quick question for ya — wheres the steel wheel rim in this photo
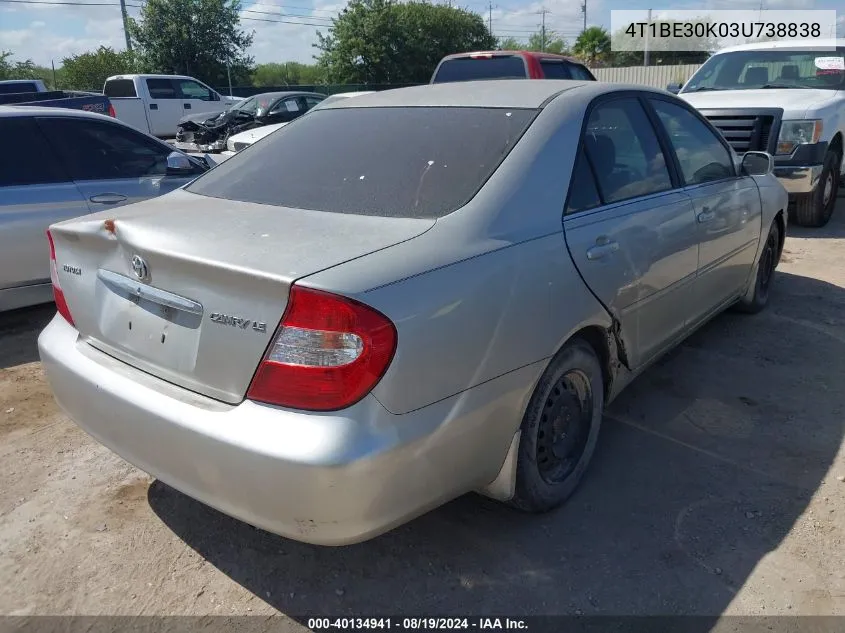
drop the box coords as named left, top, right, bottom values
left=536, top=370, right=593, bottom=485
left=822, top=172, right=834, bottom=207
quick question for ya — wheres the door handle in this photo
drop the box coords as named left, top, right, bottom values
left=586, top=239, right=619, bottom=261
left=149, top=103, right=158, bottom=110
left=184, top=103, right=192, bottom=109
left=697, top=207, right=715, bottom=223
left=89, top=193, right=128, bottom=205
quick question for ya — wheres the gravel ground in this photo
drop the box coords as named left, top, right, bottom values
left=1, top=200, right=844, bottom=626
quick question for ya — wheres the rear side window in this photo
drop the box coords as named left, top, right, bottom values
left=146, top=78, right=178, bottom=99
left=104, top=79, right=137, bottom=98
left=540, top=61, right=574, bottom=79
left=187, top=107, right=537, bottom=219
left=585, top=98, right=672, bottom=204
left=0, top=82, right=37, bottom=94
left=0, top=117, right=68, bottom=186
left=432, top=56, right=528, bottom=83
left=565, top=148, right=602, bottom=214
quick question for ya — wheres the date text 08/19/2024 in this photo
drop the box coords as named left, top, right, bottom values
left=307, top=619, right=529, bottom=630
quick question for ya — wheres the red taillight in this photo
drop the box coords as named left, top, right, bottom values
left=246, top=285, right=397, bottom=411
left=108, top=103, right=116, bottom=118
left=47, top=230, right=75, bottom=326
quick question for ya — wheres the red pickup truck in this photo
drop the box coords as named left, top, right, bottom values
left=430, top=50, right=596, bottom=83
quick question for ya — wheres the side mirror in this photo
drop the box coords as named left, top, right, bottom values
left=741, top=151, right=774, bottom=176
left=666, top=82, right=682, bottom=94
left=211, top=91, right=221, bottom=102
left=166, top=151, right=196, bottom=175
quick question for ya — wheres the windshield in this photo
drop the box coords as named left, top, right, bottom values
left=682, top=48, right=845, bottom=92
left=187, top=106, right=536, bottom=219
left=432, top=56, right=529, bottom=83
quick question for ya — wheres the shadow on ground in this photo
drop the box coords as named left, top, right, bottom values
left=142, top=269, right=841, bottom=617
left=0, top=304, right=56, bottom=368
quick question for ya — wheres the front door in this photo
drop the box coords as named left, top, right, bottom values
left=37, top=117, right=202, bottom=213
left=563, top=96, right=700, bottom=369
left=647, top=97, right=763, bottom=322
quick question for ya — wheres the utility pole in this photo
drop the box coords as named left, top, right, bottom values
left=581, top=0, right=586, bottom=34
left=488, top=1, right=493, bottom=33
left=644, top=8, right=651, bottom=67
left=119, top=0, right=132, bottom=51
left=538, top=7, right=551, bottom=51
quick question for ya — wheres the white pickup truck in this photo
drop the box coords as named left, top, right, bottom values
left=103, top=74, right=241, bottom=139
left=673, top=39, right=844, bottom=227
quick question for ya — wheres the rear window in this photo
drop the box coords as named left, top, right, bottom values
left=432, top=56, right=528, bottom=83
left=104, top=79, right=138, bottom=98
left=187, top=106, right=537, bottom=219
left=0, top=82, right=37, bottom=94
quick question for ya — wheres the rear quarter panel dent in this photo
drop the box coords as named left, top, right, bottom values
left=364, top=233, right=612, bottom=415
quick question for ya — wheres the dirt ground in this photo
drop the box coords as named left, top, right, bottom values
left=1, top=200, right=844, bottom=624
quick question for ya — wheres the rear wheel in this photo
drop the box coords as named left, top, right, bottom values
left=508, top=339, right=604, bottom=513
left=735, top=220, right=780, bottom=314
left=789, top=150, right=840, bottom=228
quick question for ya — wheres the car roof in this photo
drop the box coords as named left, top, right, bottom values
left=0, top=104, right=119, bottom=119
left=315, top=79, right=666, bottom=110
left=441, top=50, right=585, bottom=64
left=715, top=38, right=845, bottom=54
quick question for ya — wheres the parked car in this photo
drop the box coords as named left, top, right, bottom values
left=673, top=39, right=845, bottom=228
left=39, top=80, right=786, bottom=545
left=174, top=91, right=325, bottom=152
left=430, top=51, right=596, bottom=83
left=103, top=74, right=242, bottom=138
left=0, top=79, right=114, bottom=116
left=220, top=91, right=375, bottom=155
left=0, top=105, right=209, bottom=312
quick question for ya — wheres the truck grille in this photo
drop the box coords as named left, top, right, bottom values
left=698, top=109, right=783, bottom=155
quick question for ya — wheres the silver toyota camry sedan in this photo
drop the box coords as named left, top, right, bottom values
left=38, top=80, right=788, bottom=545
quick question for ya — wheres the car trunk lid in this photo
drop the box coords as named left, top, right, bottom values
left=48, top=189, right=434, bottom=404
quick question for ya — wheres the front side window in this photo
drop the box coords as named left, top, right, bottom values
left=37, top=118, right=171, bottom=180
left=584, top=98, right=672, bottom=204
left=682, top=48, right=845, bottom=92
left=178, top=79, right=213, bottom=101
left=651, top=99, right=735, bottom=185
left=187, top=106, right=537, bottom=219
left=0, top=117, right=68, bottom=186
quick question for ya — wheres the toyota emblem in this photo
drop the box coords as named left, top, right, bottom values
left=131, top=255, right=149, bottom=281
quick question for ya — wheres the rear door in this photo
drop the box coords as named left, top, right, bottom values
left=36, top=116, right=203, bottom=211
left=143, top=78, right=183, bottom=137
left=174, top=77, right=223, bottom=118
left=563, top=95, right=700, bottom=369
left=0, top=116, right=88, bottom=291
left=647, top=97, right=763, bottom=322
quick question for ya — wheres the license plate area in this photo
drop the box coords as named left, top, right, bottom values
left=94, top=270, right=203, bottom=373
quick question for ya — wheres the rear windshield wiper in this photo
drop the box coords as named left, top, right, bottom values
left=681, top=86, right=726, bottom=93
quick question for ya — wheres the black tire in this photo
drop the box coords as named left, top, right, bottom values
left=508, top=338, right=604, bottom=513
left=735, top=220, right=780, bottom=314
left=789, top=150, right=840, bottom=228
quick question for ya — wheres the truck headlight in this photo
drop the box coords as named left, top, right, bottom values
left=776, top=120, right=823, bottom=155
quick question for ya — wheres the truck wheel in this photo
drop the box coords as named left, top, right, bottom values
left=789, top=150, right=840, bottom=228
left=508, top=338, right=604, bottom=513
left=735, top=220, right=780, bottom=314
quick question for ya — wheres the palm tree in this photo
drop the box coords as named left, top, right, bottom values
left=573, top=26, right=611, bottom=66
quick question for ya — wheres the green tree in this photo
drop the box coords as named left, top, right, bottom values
left=0, top=51, right=37, bottom=80
left=61, top=46, right=137, bottom=91
left=316, top=0, right=497, bottom=84
left=128, top=0, right=254, bottom=87
left=572, top=26, right=611, bottom=66
left=497, top=36, right=522, bottom=50
left=527, top=30, right=568, bottom=54
left=253, top=61, right=325, bottom=86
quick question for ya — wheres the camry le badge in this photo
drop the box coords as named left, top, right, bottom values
left=210, top=312, right=267, bottom=333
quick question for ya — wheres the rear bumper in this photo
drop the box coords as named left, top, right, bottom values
left=774, top=164, right=823, bottom=195
left=38, top=315, right=533, bottom=545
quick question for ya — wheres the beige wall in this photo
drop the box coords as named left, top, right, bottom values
left=587, top=64, right=703, bottom=89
